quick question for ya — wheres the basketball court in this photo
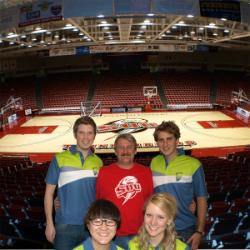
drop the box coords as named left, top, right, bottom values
left=0, top=110, right=250, bottom=161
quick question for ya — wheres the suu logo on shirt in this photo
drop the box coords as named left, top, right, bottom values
left=115, top=176, right=142, bottom=205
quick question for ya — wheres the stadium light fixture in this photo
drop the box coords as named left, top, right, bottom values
left=6, top=33, right=18, bottom=38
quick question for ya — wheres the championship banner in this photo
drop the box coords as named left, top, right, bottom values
left=199, top=0, right=241, bottom=22
left=19, top=0, right=63, bottom=27
left=49, top=48, right=76, bottom=57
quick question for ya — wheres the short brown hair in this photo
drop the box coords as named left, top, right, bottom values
left=84, top=199, right=121, bottom=228
left=114, top=133, right=137, bottom=150
left=73, top=116, right=97, bottom=136
left=153, top=121, right=180, bottom=141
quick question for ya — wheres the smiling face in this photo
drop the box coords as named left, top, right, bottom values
left=144, top=202, right=170, bottom=246
left=156, top=131, right=179, bottom=161
left=114, top=137, right=136, bottom=169
left=88, top=218, right=117, bottom=248
left=75, top=124, right=95, bottom=153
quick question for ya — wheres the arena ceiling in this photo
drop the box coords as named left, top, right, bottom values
left=0, top=0, right=250, bottom=56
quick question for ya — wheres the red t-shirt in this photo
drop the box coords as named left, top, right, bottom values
left=96, top=163, right=153, bottom=236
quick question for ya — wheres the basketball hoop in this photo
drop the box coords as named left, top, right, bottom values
left=143, top=86, right=157, bottom=111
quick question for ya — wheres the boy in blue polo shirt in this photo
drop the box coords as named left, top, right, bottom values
left=44, top=116, right=103, bottom=250
left=151, top=121, right=207, bottom=250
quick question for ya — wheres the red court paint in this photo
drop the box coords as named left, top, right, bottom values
left=198, top=120, right=246, bottom=129
left=10, top=126, right=57, bottom=134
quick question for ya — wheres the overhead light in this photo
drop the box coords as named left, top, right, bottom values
left=73, top=28, right=79, bottom=32
left=166, top=30, right=171, bottom=34
left=97, top=14, right=104, bottom=18
left=54, top=33, right=59, bottom=39
left=0, top=39, right=2, bottom=43
left=224, top=29, right=229, bottom=33
left=21, top=34, right=26, bottom=38
left=187, top=14, right=194, bottom=18
left=20, top=43, right=25, bottom=46
left=31, top=37, right=37, bottom=41
left=79, top=32, right=84, bottom=36
left=32, top=29, right=47, bottom=34
left=131, top=40, right=145, bottom=43
left=101, top=20, right=107, bottom=24
left=103, top=26, right=109, bottom=30
left=40, top=40, right=45, bottom=44
left=143, top=19, right=151, bottom=24
left=9, top=41, right=15, bottom=45
left=199, top=27, right=204, bottom=31
left=87, top=38, right=91, bottom=41
left=6, top=33, right=18, bottom=38
left=46, top=31, right=51, bottom=34
left=178, top=21, right=185, bottom=24
left=63, top=24, right=75, bottom=30
left=147, top=13, right=154, bottom=16
left=221, top=18, right=227, bottom=21
left=190, top=30, right=195, bottom=35
left=28, top=44, right=32, bottom=48
left=141, top=25, right=147, bottom=29
left=171, top=26, right=177, bottom=29
left=213, top=32, right=218, bottom=36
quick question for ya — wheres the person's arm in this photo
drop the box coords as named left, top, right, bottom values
left=44, top=183, right=57, bottom=243
left=186, top=196, right=207, bottom=250
left=196, top=197, right=207, bottom=233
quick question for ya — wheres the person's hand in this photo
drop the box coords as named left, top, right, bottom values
left=54, top=196, right=60, bottom=210
left=45, top=222, right=56, bottom=243
left=186, top=232, right=202, bottom=250
left=189, top=200, right=196, bottom=214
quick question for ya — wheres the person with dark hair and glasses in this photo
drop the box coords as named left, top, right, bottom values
left=73, top=199, right=124, bottom=250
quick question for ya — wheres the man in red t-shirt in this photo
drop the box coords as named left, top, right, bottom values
left=96, top=133, right=153, bottom=250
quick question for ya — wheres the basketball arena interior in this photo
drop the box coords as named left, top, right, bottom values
left=0, top=0, right=250, bottom=249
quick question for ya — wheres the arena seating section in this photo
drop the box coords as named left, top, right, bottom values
left=0, top=71, right=249, bottom=113
left=0, top=77, right=37, bottom=110
left=41, top=73, right=90, bottom=110
left=159, top=72, right=211, bottom=105
left=92, top=71, right=162, bottom=108
left=0, top=151, right=249, bottom=248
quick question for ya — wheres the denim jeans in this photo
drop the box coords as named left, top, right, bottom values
left=114, top=235, right=135, bottom=250
left=54, top=224, right=89, bottom=250
left=176, top=225, right=196, bottom=243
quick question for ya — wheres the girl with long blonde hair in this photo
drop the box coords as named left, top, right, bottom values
left=129, top=193, right=189, bottom=250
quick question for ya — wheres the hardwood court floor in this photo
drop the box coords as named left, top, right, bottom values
left=0, top=111, right=249, bottom=158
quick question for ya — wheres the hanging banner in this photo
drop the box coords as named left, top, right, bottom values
left=19, top=0, right=63, bottom=27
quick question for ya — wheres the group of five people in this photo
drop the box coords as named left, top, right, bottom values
left=44, top=116, right=207, bottom=250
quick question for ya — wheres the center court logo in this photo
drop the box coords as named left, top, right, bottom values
left=98, top=118, right=157, bottom=140
left=115, top=176, right=142, bottom=205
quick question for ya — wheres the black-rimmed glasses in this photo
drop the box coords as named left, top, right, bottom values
left=91, top=218, right=116, bottom=227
